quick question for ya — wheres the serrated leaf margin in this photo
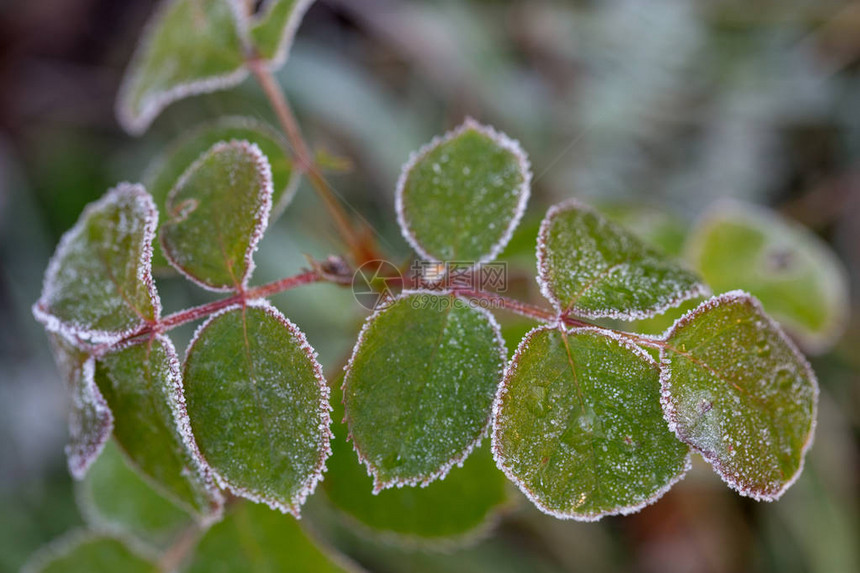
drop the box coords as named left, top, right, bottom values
left=104, top=334, right=225, bottom=524
left=66, top=357, right=114, bottom=480
left=536, top=198, right=709, bottom=320
left=395, top=118, right=532, bottom=266
left=342, top=289, right=508, bottom=493
left=33, top=183, right=161, bottom=345
left=658, top=290, right=819, bottom=501
left=491, top=323, right=692, bottom=521
left=184, top=299, right=332, bottom=517
left=142, top=115, right=300, bottom=220
left=160, top=140, right=273, bottom=292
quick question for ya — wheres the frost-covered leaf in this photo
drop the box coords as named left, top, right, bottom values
left=33, top=184, right=160, bottom=344
left=144, top=117, right=298, bottom=272
left=159, top=140, right=272, bottom=291
left=77, top=440, right=191, bottom=548
left=343, top=292, right=506, bottom=491
left=660, top=291, right=818, bottom=501
left=492, top=325, right=690, bottom=521
left=249, top=0, right=315, bottom=68
left=47, top=333, right=113, bottom=480
left=95, top=335, right=222, bottom=522
left=23, top=533, right=157, bottom=573
left=396, top=119, right=531, bottom=264
left=188, top=501, right=358, bottom=573
left=183, top=301, right=331, bottom=515
left=599, top=202, right=688, bottom=258
left=685, top=202, right=849, bottom=353
left=116, top=0, right=249, bottom=135
left=324, top=385, right=509, bottom=543
left=537, top=199, right=706, bottom=320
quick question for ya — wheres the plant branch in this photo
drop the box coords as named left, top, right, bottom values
left=246, top=57, right=373, bottom=264
left=91, top=267, right=352, bottom=355
left=158, top=522, right=201, bottom=572
left=453, top=288, right=666, bottom=349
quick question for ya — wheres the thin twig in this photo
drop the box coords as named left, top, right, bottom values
left=246, top=57, right=373, bottom=263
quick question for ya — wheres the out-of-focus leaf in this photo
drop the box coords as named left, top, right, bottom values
left=33, top=184, right=160, bottom=344
left=396, top=119, right=531, bottom=264
left=343, top=292, right=506, bottom=491
left=187, top=501, right=358, bottom=573
left=95, top=335, right=222, bottom=521
left=537, top=199, right=706, bottom=320
left=145, top=117, right=297, bottom=270
left=598, top=202, right=688, bottom=258
left=159, top=140, right=272, bottom=291
left=183, top=302, right=331, bottom=516
left=23, top=533, right=157, bottom=573
left=47, top=334, right=112, bottom=480
left=660, top=291, right=818, bottom=500
left=116, top=0, right=249, bottom=135
left=492, top=325, right=689, bottom=520
left=250, top=0, right=315, bottom=68
left=324, top=385, right=509, bottom=543
left=76, top=441, right=191, bottom=548
left=685, top=202, right=849, bottom=353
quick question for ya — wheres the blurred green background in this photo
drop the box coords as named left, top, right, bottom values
left=1, top=0, right=858, bottom=571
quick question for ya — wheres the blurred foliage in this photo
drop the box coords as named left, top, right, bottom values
left=1, top=0, right=859, bottom=572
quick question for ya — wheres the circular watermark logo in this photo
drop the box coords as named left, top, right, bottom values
left=352, top=260, right=403, bottom=310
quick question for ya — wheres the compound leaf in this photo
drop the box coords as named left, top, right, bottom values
left=117, top=0, right=249, bottom=135
left=660, top=291, right=818, bottom=500
left=396, top=119, right=531, bottom=264
left=160, top=140, right=273, bottom=291
left=95, top=334, right=222, bottom=522
left=537, top=200, right=706, bottom=320
left=342, top=292, right=506, bottom=491
left=24, top=533, right=157, bottom=573
left=47, top=333, right=113, bottom=480
left=685, top=202, right=849, bottom=353
left=324, top=385, right=509, bottom=543
left=183, top=302, right=331, bottom=516
left=76, top=440, right=191, bottom=548
left=187, top=501, right=358, bottom=573
left=492, top=325, right=690, bottom=520
left=145, top=117, right=298, bottom=270
left=33, top=184, right=160, bottom=344
left=249, top=0, right=315, bottom=68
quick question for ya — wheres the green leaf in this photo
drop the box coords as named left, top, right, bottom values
left=343, top=292, right=506, bottom=491
left=685, top=202, right=849, bottom=353
left=76, top=441, right=191, bottom=548
left=183, top=302, right=331, bottom=515
left=116, top=0, right=250, bottom=134
left=23, top=533, right=157, bottom=573
left=249, top=0, right=315, bottom=67
left=144, top=117, right=298, bottom=270
left=660, top=291, right=818, bottom=500
left=187, top=501, right=358, bottom=573
left=492, top=325, right=690, bottom=520
left=159, top=140, right=273, bottom=291
left=537, top=199, right=707, bottom=320
left=598, top=202, right=688, bottom=258
left=324, top=385, right=509, bottom=543
left=95, top=335, right=222, bottom=521
left=46, top=333, right=113, bottom=479
left=396, top=119, right=531, bottom=264
left=33, top=184, right=160, bottom=344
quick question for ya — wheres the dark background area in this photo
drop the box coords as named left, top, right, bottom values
left=1, top=1, right=858, bottom=572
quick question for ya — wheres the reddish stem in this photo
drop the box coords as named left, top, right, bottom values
left=452, top=288, right=665, bottom=349
left=246, top=57, right=375, bottom=264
